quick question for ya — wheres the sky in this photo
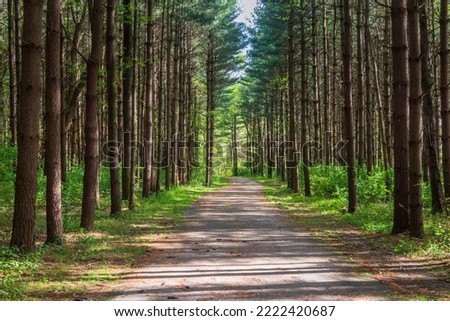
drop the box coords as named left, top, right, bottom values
left=235, top=0, right=258, bottom=27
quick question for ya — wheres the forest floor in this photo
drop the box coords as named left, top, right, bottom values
left=105, top=177, right=441, bottom=301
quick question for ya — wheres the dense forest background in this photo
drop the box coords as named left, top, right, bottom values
left=0, top=0, right=448, bottom=300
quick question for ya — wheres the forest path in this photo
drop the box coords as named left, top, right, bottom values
left=111, top=178, right=395, bottom=301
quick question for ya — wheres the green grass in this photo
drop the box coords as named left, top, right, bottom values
left=244, top=167, right=450, bottom=259
left=0, top=145, right=228, bottom=300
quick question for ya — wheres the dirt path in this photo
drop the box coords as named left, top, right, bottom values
left=111, top=178, right=395, bottom=301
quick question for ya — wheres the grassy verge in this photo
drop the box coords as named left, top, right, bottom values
left=243, top=170, right=449, bottom=259
left=0, top=158, right=228, bottom=300
left=244, top=173, right=449, bottom=300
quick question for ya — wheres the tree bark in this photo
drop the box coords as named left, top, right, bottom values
left=10, top=0, right=43, bottom=253
left=45, top=0, right=63, bottom=244
left=356, top=0, right=364, bottom=168
left=364, top=0, right=373, bottom=174
left=106, top=0, right=121, bottom=215
left=408, top=0, right=424, bottom=238
left=343, top=0, right=357, bottom=213
left=440, top=0, right=450, bottom=199
left=122, top=0, right=133, bottom=201
left=300, top=0, right=311, bottom=196
left=288, top=0, right=299, bottom=193
left=323, top=0, right=331, bottom=166
left=81, top=0, right=103, bottom=230
left=143, top=0, right=155, bottom=198
left=391, top=0, right=410, bottom=233
left=420, top=0, right=444, bottom=214
left=7, top=0, right=16, bottom=146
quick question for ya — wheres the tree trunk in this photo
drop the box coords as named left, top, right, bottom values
left=364, top=0, right=373, bottom=174
left=7, top=0, right=16, bottom=146
left=165, top=0, right=174, bottom=190
left=356, top=0, right=364, bottom=168
left=408, top=0, right=424, bottom=238
left=420, top=0, right=444, bottom=214
left=10, top=0, right=43, bottom=253
left=143, top=0, right=154, bottom=198
left=122, top=0, right=133, bottom=201
left=205, top=34, right=214, bottom=187
left=288, top=0, right=299, bottom=193
left=343, top=0, right=357, bottom=213
left=14, top=0, right=21, bottom=143
left=323, top=0, right=331, bottom=166
left=300, top=0, right=311, bottom=196
left=81, top=0, right=103, bottom=230
left=171, top=18, right=179, bottom=187
left=45, top=0, right=63, bottom=244
left=440, top=0, right=450, bottom=199
left=391, top=0, right=410, bottom=233
left=106, top=0, right=121, bottom=215
left=129, top=3, right=138, bottom=210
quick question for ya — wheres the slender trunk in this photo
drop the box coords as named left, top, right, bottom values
left=301, top=0, right=310, bottom=196
left=356, top=0, right=364, bottom=168
left=323, top=0, right=331, bottom=166
left=122, top=0, right=133, bottom=201
left=171, top=19, right=179, bottom=186
left=165, top=0, right=174, bottom=190
left=129, top=3, right=138, bottom=209
left=14, top=0, right=21, bottom=140
left=420, top=0, right=444, bottom=213
left=312, top=0, right=320, bottom=164
left=106, top=0, right=121, bottom=214
left=10, top=0, right=43, bottom=253
left=143, top=0, right=154, bottom=198
left=343, top=0, right=357, bottom=213
left=205, top=35, right=214, bottom=187
left=440, top=0, right=450, bottom=199
left=288, top=1, right=299, bottom=193
left=364, top=0, right=373, bottom=174
left=279, top=88, right=285, bottom=181
left=81, top=0, right=103, bottom=229
left=408, top=0, right=424, bottom=238
left=45, top=0, right=63, bottom=244
left=7, top=0, right=16, bottom=146
left=232, top=114, right=238, bottom=176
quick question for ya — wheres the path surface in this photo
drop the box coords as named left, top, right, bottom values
left=112, top=178, right=395, bottom=301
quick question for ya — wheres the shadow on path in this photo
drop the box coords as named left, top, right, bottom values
left=111, top=178, right=395, bottom=301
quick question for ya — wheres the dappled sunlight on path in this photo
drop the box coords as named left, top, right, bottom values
left=111, top=178, right=394, bottom=301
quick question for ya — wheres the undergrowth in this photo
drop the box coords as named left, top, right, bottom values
left=243, top=165, right=450, bottom=259
left=0, top=144, right=228, bottom=300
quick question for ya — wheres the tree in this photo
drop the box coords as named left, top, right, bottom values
left=391, top=0, right=410, bottom=234
left=342, top=0, right=357, bottom=213
left=300, top=0, right=311, bottom=196
left=10, top=0, right=44, bottom=252
left=45, top=0, right=63, bottom=244
left=106, top=0, right=121, bottom=215
left=419, top=0, right=444, bottom=214
left=81, top=0, right=104, bottom=230
left=143, top=0, right=155, bottom=198
left=122, top=0, right=133, bottom=202
left=408, top=0, right=424, bottom=238
left=440, top=0, right=450, bottom=199
left=287, top=0, right=299, bottom=193
left=7, top=0, right=16, bottom=146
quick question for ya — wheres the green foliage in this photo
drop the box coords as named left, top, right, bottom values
left=0, top=148, right=229, bottom=300
left=0, top=145, right=17, bottom=211
left=0, top=245, right=46, bottom=299
left=246, top=167, right=450, bottom=259
left=306, top=166, right=392, bottom=203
